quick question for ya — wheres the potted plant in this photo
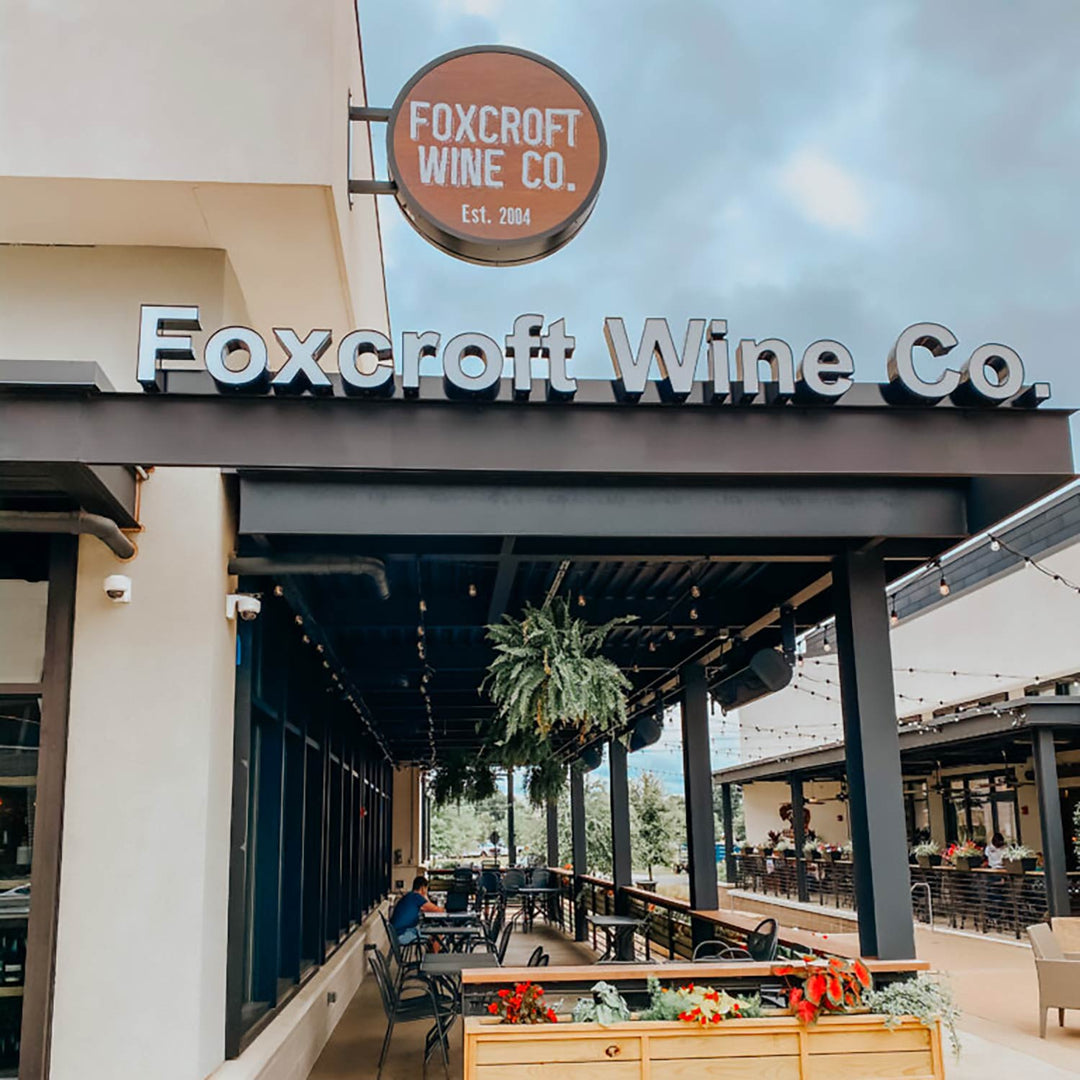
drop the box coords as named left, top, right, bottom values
left=950, top=840, right=985, bottom=871
left=762, top=830, right=780, bottom=856
left=774, top=837, right=795, bottom=858
left=912, top=839, right=942, bottom=869
left=1002, top=843, right=1036, bottom=874
left=740, top=842, right=755, bottom=855
left=486, top=980, right=559, bottom=1025
left=803, top=840, right=824, bottom=861
left=484, top=599, right=635, bottom=757
left=865, top=973, right=962, bottom=1059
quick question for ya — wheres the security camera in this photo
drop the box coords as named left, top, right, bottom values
left=103, top=575, right=132, bottom=603
left=226, top=594, right=262, bottom=621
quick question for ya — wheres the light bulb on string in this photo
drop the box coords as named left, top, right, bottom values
left=689, top=607, right=698, bottom=620
left=690, top=584, right=701, bottom=599
left=577, top=593, right=586, bottom=607
left=938, top=573, right=950, bottom=597
left=822, top=630, right=831, bottom=653
left=990, top=537, right=1001, bottom=553
left=468, top=582, right=477, bottom=597
left=890, top=605, right=899, bottom=627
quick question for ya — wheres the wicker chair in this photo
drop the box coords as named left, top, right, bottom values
left=1027, top=923, right=1080, bottom=1037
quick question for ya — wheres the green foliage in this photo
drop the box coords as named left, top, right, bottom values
left=483, top=599, right=635, bottom=751
left=430, top=752, right=498, bottom=807
left=571, top=982, right=633, bottom=1025
left=864, top=974, right=962, bottom=1059
left=639, top=975, right=762, bottom=1022
left=525, top=754, right=567, bottom=807
left=630, top=771, right=678, bottom=877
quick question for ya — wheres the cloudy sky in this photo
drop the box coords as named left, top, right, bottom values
left=359, top=0, right=1080, bottom=440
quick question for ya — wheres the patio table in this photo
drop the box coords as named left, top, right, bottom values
left=419, top=923, right=484, bottom=953
left=587, top=913, right=644, bottom=962
left=516, top=886, right=562, bottom=932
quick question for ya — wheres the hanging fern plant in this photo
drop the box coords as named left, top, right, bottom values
left=483, top=598, right=636, bottom=753
left=525, top=753, right=568, bottom=808
left=430, top=752, right=498, bottom=807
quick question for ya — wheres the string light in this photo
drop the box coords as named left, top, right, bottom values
left=689, top=606, right=698, bottom=620
left=468, top=582, right=477, bottom=597
left=577, top=593, right=586, bottom=607
left=822, top=629, right=831, bottom=653
left=690, top=584, right=701, bottom=599
left=937, top=563, right=950, bottom=597
left=986, top=533, right=1080, bottom=594
left=666, top=628, right=676, bottom=641
left=416, top=573, right=437, bottom=767
left=890, top=605, right=899, bottom=627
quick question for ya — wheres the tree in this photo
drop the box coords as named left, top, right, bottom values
left=630, top=771, right=677, bottom=878
left=556, top=775, right=612, bottom=874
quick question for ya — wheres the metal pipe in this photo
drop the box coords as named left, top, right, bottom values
left=227, top=554, right=390, bottom=599
left=0, top=510, right=135, bottom=559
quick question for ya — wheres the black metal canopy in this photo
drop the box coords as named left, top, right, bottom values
left=0, top=378, right=1074, bottom=763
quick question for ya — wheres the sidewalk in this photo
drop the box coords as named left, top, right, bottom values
left=913, top=927, right=1080, bottom=1077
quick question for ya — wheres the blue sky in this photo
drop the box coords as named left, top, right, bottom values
left=359, top=0, right=1080, bottom=450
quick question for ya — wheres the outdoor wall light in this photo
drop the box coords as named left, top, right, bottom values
left=103, top=574, right=132, bottom=604
left=225, top=593, right=262, bottom=621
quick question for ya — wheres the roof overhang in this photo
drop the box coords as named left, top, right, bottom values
left=713, top=697, right=1080, bottom=785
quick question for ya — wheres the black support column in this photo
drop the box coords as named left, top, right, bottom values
left=833, top=549, right=915, bottom=959
left=570, top=764, right=588, bottom=941
left=721, top=783, right=736, bottom=884
left=790, top=774, right=809, bottom=903
left=546, top=797, right=560, bottom=868
left=679, top=662, right=718, bottom=948
left=1032, top=726, right=1070, bottom=917
left=506, top=767, right=516, bottom=867
left=609, top=741, right=633, bottom=951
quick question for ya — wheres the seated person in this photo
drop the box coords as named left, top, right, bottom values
left=389, top=875, right=444, bottom=947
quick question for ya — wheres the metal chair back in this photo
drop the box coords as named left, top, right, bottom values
left=531, top=868, right=552, bottom=888
left=746, top=918, right=779, bottom=962
left=495, top=921, right=514, bottom=963
left=692, top=940, right=753, bottom=962
left=502, top=869, right=526, bottom=893
left=445, top=887, right=471, bottom=913
left=526, top=945, right=545, bottom=967
left=478, top=870, right=502, bottom=895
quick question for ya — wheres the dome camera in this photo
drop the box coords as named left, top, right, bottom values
left=103, top=574, right=132, bottom=604
left=226, top=593, right=262, bottom=621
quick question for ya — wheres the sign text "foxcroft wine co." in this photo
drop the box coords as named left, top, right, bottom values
left=137, top=306, right=1052, bottom=408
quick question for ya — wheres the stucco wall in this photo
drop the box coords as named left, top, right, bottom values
left=52, top=469, right=237, bottom=1079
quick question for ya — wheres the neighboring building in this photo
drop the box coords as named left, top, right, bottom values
left=718, top=484, right=1080, bottom=933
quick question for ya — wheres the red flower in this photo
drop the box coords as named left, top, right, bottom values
left=546, top=1008, right=558, bottom=1023
left=488, top=1003, right=499, bottom=1015
left=497, top=989, right=510, bottom=998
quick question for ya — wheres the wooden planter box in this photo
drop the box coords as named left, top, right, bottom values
left=464, top=1013, right=944, bottom=1080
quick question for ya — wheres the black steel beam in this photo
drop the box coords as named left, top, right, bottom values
left=570, top=766, right=587, bottom=941
left=679, top=662, right=718, bottom=947
left=609, top=741, right=633, bottom=939
left=833, top=550, right=915, bottom=960
left=240, top=478, right=969, bottom=541
left=546, top=797, right=559, bottom=867
left=790, top=775, right=809, bottom=903
left=3, top=391, right=1071, bottom=485
left=506, top=767, right=516, bottom=867
left=1031, top=727, right=1070, bottom=916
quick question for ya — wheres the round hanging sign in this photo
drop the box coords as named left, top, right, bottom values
left=386, top=46, right=606, bottom=266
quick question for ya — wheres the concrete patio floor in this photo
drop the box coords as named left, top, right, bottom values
left=308, top=918, right=1078, bottom=1080
left=308, top=923, right=594, bottom=1080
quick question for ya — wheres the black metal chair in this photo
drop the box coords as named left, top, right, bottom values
left=367, top=945, right=455, bottom=1079
left=526, top=945, right=546, bottom=967
left=445, top=885, right=471, bottom=913
left=494, top=921, right=514, bottom=963
left=381, top=910, right=422, bottom=984
left=746, top=918, right=779, bottom=962
left=530, top=868, right=552, bottom=888
left=692, top=940, right=753, bottom=962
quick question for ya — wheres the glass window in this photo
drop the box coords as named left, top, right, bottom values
left=0, top=582, right=47, bottom=684
left=0, top=696, right=38, bottom=1076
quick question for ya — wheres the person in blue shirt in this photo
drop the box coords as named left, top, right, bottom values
left=389, top=875, right=444, bottom=947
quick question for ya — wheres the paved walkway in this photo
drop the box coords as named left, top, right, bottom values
left=913, top=927, right=1080, bottom=1078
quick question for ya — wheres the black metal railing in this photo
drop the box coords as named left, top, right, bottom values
left=732, top=852, right=1080, bottom=939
